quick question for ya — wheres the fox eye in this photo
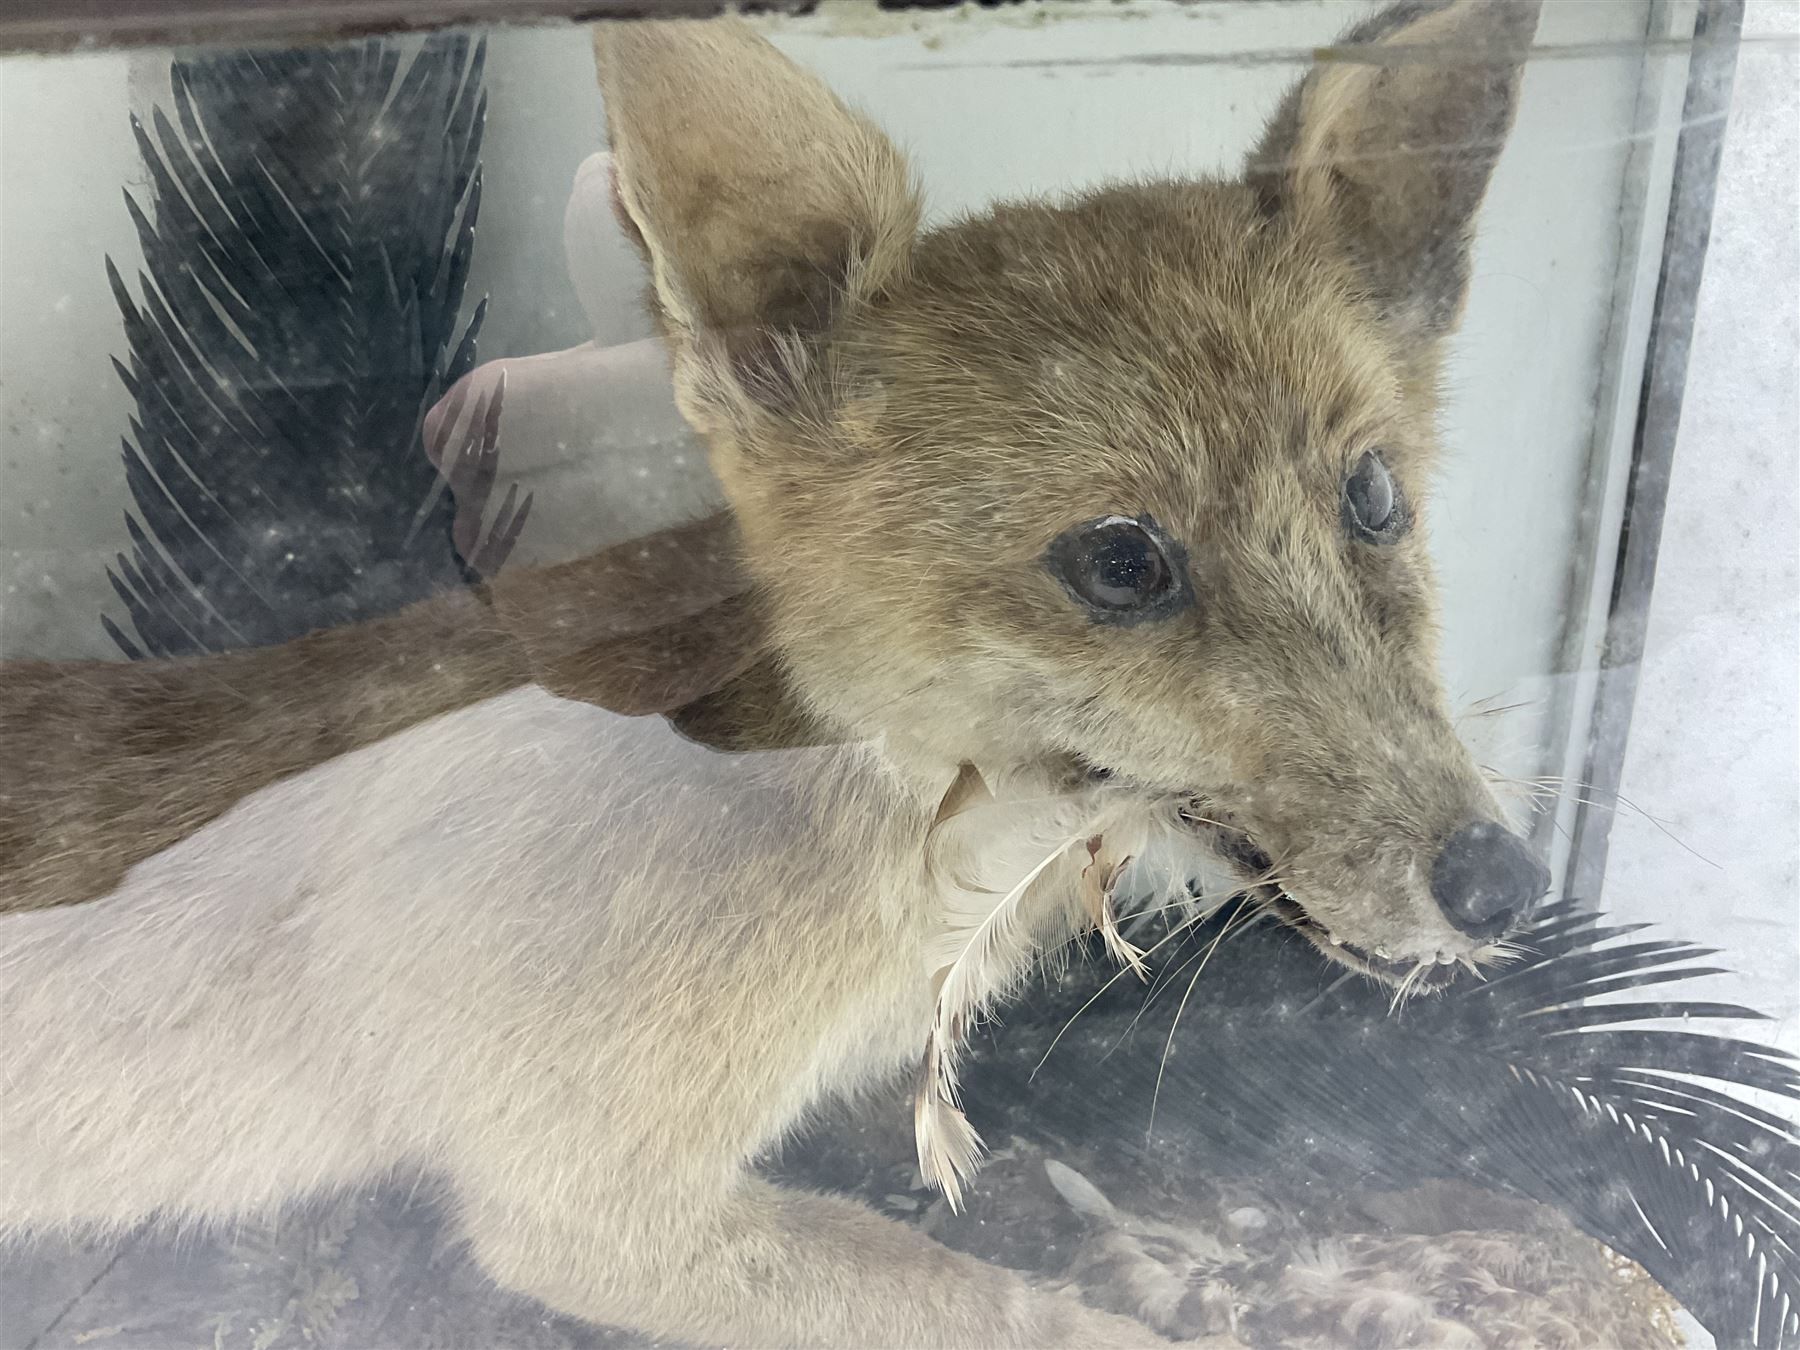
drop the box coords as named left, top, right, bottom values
left=1046, top=515, right=1191, bottom=624
left=1344, top=452, right=1406, bottom=541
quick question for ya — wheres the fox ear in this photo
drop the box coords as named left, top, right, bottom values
left=1251, top=0, right=1541, bottom=339
left=488, top=511, right=833, bottom=753
left=593, top=18, right=918, bottom=421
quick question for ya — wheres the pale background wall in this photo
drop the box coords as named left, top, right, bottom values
left=0, top=1, right=1792, bottom=1037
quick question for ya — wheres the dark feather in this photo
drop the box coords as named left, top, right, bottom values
left=968, top=898, right=1800, bottom=1348
left=103, top=34, right=498, bottom=656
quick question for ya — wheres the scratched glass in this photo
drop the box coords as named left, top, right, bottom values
left=1, top=4, right=1794, bottom=1348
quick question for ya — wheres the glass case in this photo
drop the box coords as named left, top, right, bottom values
left=2, top=2, right=1794, bottom=1347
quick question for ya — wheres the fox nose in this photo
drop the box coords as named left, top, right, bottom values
left=1430, top=822, right=1548, bottom=937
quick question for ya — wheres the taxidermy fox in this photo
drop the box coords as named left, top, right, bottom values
left=0, top=1, right=1551, bottom=1345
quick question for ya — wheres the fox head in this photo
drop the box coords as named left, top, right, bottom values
left=593, top=0, right=1549, bottom=986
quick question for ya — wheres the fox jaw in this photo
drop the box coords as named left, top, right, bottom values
left=597, top=0, right=1549, bottom=991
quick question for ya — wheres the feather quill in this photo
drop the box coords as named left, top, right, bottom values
left=1080, top=834, right=1148, bottom=980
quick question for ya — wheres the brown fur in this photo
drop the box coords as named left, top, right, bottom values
left=0, top=513, right=797, bottom=914
left=2, top=5, right=1544, bottom=1346
left=1, top=588, right=525, bottom=916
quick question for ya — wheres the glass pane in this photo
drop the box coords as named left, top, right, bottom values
left=2, top=4, right=1794, bottom=1349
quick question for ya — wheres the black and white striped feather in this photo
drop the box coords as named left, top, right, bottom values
left=971, top=897, right=1800, bottom=1348
left=103, top=34, right=495, bottom=657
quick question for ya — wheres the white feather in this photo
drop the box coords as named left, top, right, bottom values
left=912, top=766, right=1151, bottom=1209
